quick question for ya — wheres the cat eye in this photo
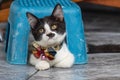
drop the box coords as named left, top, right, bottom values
left=39, top=29, right=44, bottom=33
left=51, top=25, right=57, bottom=30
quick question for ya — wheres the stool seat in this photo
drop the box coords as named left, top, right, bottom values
left=6, top=0, right=87, bottom=64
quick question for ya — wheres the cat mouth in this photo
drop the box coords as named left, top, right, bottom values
left=48, top=37, right=55, bottom=40
left=47, top=37, right=56, bottom=42
left=47, top=38, right=52, bottom=42
left=48, top=38, right=54, bottom=41
left=48, top=37, right=52, bottom=40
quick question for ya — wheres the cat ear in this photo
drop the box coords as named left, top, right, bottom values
left=26, top=12, right=38, bottom=29
left=52, top=4, right=64, bottom=21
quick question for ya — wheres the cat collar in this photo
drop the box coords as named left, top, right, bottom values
left=32, top=42, right=62, bottom=60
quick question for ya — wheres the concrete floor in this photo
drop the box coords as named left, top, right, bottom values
left=1, top=2, right=120, bottom=80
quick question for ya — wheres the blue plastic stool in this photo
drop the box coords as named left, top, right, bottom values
left=6, top=0, right=87, bottom=64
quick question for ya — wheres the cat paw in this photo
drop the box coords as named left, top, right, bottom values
left=35, top=61, right=50, bottom=70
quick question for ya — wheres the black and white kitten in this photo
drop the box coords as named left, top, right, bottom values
left=26, top=4, right=74, bottom=70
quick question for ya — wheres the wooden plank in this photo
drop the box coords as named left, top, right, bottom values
left=0, top=8, right=9, bottom=22
left=85, top=0, right=120, bottom=8
left=72, top=0, right=83, bottom=2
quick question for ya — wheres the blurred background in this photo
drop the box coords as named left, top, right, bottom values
left=79, top=2, right=120, bottom=53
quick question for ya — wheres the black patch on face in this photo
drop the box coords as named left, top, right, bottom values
left=31, top=19, right=45, bottom=41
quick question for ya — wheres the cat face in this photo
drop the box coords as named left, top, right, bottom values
left=26, top=4, right=66, bottom=47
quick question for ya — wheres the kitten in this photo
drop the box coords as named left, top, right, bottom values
left=26, top=4, right=74, bottom=70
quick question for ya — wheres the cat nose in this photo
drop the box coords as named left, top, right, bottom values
left=46, top=33, right=55, bottom=38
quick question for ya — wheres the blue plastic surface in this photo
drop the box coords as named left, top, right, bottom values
left=6, top=0, right=87, bottom=64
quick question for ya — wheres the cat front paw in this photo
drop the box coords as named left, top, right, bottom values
left=35, top=61, right=50, bottom=70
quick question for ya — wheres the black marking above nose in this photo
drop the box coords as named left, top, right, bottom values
left=46, top=33, right=55, bottom=38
